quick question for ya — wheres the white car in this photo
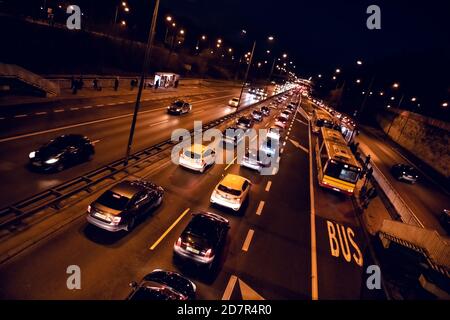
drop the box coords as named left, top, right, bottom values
left=241, top=149, right=271, bottom=173
left=228, top=97, right=240, bottom=107
left=179, top=144, right=215, bottom=173
left=210, top=174, right=251, bottom=211
left=267, top=126, right=282, bottom=140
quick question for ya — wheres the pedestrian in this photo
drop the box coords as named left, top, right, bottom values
left=72, top=79, right=78, bottom=94
left=174, top=79, right=179, bottom=88
left=114, top=77, right=119, bottom=91
left=70, top=75, right=75, bottom=89
left=93, top=78, right=98, bottom=91
left=130, top=79, right=135, bottom=90
left=154, top=79, right=159, bottom=90
left=79, top=76, right=84, bottom=90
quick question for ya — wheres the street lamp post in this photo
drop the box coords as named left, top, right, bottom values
left=236, top=40, right=256, bottom=111
left=124, top=0, right=160, bottom=165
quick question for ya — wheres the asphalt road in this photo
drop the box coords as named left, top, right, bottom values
left=0, top=93, right=381, bottom=300
left=357, top=129, right=449, bottom=235
left=0, top=86, right=251, bottom=207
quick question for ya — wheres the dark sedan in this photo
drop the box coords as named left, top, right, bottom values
left=173, top=212, right=229, bottom=270
left=87, top=179, right=164, bottom=232
left=391, top=164, right=419, bottom=184
left=251, top=110, right=263, bottom=122
left=236, top=116, right=254, bottom=130
left=260, top=106, right=270, bottom=116
left=28, top=134, right=95, bottom=172
left=127, top=269, right=196, bottom=300
left=167, top=100, right=192, bottom=115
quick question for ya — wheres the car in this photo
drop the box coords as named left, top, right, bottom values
left=167, top=100, right=192, bottom=115
left=267, top=126, right=282, bottom=140
left=260, top=106, right=270, bottom=116
left=228, top=97, right=240, bottom=107
left=222, top=126, right=245, bottom=146
left=210, top=174, right=251, bottom=211
left=390, top=164, right=419, bottom=184
left=127, top=269, right=196, bottom=300
left=439, top=209, right=450, bottom=234
left=251, top=110, right=263, bottom=122
left=87, top=180, right=163, bottom=232
left=287, top=103, right=296, bottom=111
left=29, top=134, right=95, bottom=172
left=174, top=212, right=229, bottom=269
left=241, top=148, right=272, bottom=172
left=260, top=137, right=279, bottom=156
left=281, top=110, right=292, bottom=118
left=236, top=116, right=253, bottom=130
left=179, top=144, right=216, bottom=173
left=275, top=116, right=288, bottom=129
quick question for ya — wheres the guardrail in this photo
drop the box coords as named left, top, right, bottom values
left=0, top=91, right=285, bottom=229
left=357, top=144, right=423, bottom=227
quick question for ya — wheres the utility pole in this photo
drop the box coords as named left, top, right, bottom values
left=236, top=40, right=256, bottom=112
left=357, top=75, right=376, bottom=121
left=124, top=0, right=160, bottom=165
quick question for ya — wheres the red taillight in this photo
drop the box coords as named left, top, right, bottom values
left=205, top=248, right=212, bottom=258
left=176, top=237, right=182, bottom=247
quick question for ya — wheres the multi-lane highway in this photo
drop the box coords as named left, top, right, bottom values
left=0, top=90, right=382, bottom=300
left=0, top=85, right=248, bottom=207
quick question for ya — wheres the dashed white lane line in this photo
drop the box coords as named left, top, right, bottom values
left=265, top=180, right=272, bottom=192
left=92, top=139, right=101, bottom=144
left=256, top=201, right=265, bottom=216
left=149, top=119, right=169, bottom=127
left=242, top=229, right=255, bottom=252
left=54, top=109, right=64, bottom=113
left=70, top=107, right=80, bottom=111
left=127, top=100, right=134, bottom=103
left=96, top=104, right=105, bottom=107
left=35, top=112, right=47, bottom=115
left=280, top=148, right=284, bottom=154
left=0, top=117, right=5, bottom=120
left=14, top=114, right=27, bottom=118
left=283, top=141, right=286, bottom=146
left=83, top=106, right=93, bottom=109
left=222, top=275, right=238, bottom=300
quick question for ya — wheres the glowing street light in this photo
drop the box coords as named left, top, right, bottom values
left=124, top=7, right=130, bottom=12
left=201, top=35, right=206, bottom=40
left=391, top=96, right=395, bottom=100
left=356, top=79, right=361, bottom=84
left=442, top=102, right=448, bottom=107
left=228, top=48, right=233, bottom=53
left=268, top=36, right=274, bottom=41
left=121, top=20, right=126, bottom=26
left=122, top=2, right=127, bottom=7
left=411, top=97, right=417, bottom=102
left=166, top=16, right=172, bottom=22
left=217, top=38, right=222, bottom=44
left=393, top=83, right=399, bottom=89
left=380, top=91, right=384, bottom=96
left=318, top=74, right=322, bottom=78
left=335, top=68, right=341, bottom=73
left=172, top=22, right=176, bottom=27
left=282, top=53, right=287, bottom=58
left=356, top=60, right=363, bottom=65
left=179, top=29, right=185, bottom=35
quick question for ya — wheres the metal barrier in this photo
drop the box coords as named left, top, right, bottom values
left=357, top=143, right=423, bottom=227
left=0, top=91, right=285, bottom=228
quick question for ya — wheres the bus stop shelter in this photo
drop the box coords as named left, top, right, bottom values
left=153, top=72, right=180, bottom=88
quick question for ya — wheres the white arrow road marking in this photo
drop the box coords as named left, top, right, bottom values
left=289, top=138, right=309, bottom=154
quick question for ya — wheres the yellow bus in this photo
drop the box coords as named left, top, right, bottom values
left=316, top=127, right=362, bottom=195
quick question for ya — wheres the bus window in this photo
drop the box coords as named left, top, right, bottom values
left=324, top=162, right=359, bottom=183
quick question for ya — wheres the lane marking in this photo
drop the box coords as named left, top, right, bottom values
left=106, top=103, right=115, bottom=106
left=308, top=117, right=319, bottom=300
left=35, top=112, right=47, bottom=115
left=14, top=114, right=28, bottom=118
left=96, top=104, right=105, bottom=107
left=0, top=93, right=239, bottom=143
left=92, top=139, right=101, bottom=144
left=83, top=106, right=93, bottom=109
left=256, top=201, right=265, bottom=216
left=70, top=107, right=80, bottom=111
left=149, top=208, right=190, bottom=250
left=242, top=229, right=254, bottom=252
left=222, top=275, right=238, bottom=300
left=224, top=156, right=237, bottom=171
left=265, top=181, right=272, bottom=192
left=280, top=148, right=284, bottom=154
left=149, top=119, right=169, bottom=127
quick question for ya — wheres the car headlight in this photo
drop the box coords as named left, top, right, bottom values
left=29, top=151, right=36, bottom=159
left=45, top=158, right=59, bottom=164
